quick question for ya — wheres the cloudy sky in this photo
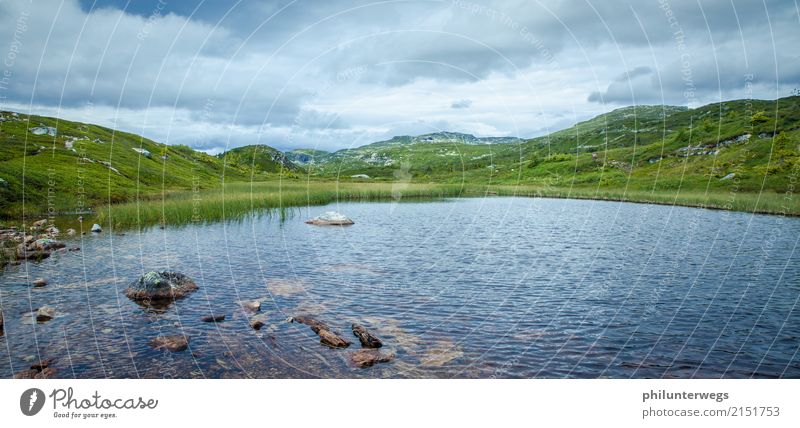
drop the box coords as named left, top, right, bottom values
left=0, top=0, right=798, bottom=153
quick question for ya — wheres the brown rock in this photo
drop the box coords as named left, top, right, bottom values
left=201, top=314, right=225, bottom=322
left=289, top=315, right=328, bottom=333
left=318, top=328, right=351, bottom=348
left=35, top=305, right=55, bottom=322
left=352, top=324, right=383, bottom=348
left=32, top=278, right=48, bottom=287
left=34, top=367, right=57, bottom=379
left=31, top=358, right=54, bottom=370
left=13, top=369, right=39, bottom=379
left=349, top=349, right=393, bottom=368
left=149, top=335, right=189, bottom=352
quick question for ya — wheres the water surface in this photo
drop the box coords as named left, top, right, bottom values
left=1, top=197, right=799, bottom=378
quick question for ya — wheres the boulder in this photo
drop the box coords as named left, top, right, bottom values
left=149, top=335, right=189, bottom=352
left=124, top=271, right=198, bottom=302
left=348, top=349, right=394, bottom=368
left=352, top=324, right=383, bottom=348
left=91, top=224, right=102, bottom=233
left=36, top=305, right=55, bottom=322
left=32, top=238, right=65, bottom=251
left=31, top=278, right=48, bottom=287
left=305, top=211, right=354, bottom=226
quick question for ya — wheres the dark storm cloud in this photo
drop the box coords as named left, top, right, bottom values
left=1, top=0, right=798, bottom=150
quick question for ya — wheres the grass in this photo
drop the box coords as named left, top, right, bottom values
left=89, top=179, right=800, bottom=230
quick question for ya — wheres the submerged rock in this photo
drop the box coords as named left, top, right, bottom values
left=201, top=314, right=225, bottom=323
left=124, top=271, right=198, bottom=303
left=149, top=335, right=189, bottom=352
left=36, top=305, right=55, bottom=322
left=305, top=211, right=354, bottom=226
left=352, top=324, right=383, bottom=348
left=31, top=278, right=48, bottom=287
left=289, top=316, right=351, bottom=348
left=348, top=349, right=394, bottom=368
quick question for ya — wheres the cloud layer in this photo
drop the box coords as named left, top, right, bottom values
left=0, top=0, right=797, bottom=153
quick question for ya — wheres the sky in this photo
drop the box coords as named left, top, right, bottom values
left=0, top=0, right=798, bottom=154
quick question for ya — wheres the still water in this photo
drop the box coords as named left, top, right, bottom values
left=1, top=197, right=799, bottom=378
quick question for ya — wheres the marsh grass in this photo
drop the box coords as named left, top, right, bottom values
left=92, top=180, right=799, bottom=230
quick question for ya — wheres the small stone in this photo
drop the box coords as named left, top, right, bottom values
left=32, top=278, right=48, bottom=287
left=249, top=315, right=267, bottom=330
left=201, top=314, right=225, bottom=322
left=149, top=335, right=189, bottom=352
left=31, top=358, right=54, bottom=370
left=35, top=305, right=55, bottom=322
left=32, top=219, right=47, bottom=228
left=91, top=223, right=102, bottom=233
left=66, top=228, right=76, bottom=236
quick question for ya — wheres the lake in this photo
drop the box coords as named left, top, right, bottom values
left=1, top=197, right=799, bottom=378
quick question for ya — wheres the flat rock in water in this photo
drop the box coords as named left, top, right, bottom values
left=305, top=211, right=354, bottom=226
left=289, top=315, right=330, bottom=333
left=289, top=316, right=350, bottom=348
left=124, top=271, right=198, bottom=303
left=349, top=349, right=394, bottom=368
left=201, top=314, right=225, bottom=323
left=318, top=328, right=351, bottom=348
left=36, top=305, right=55, bottom=322
left=240, top=300, right=261, bottom=313
left=352, top=324, right=383, bottom=348
left=149, top=335, right=189, bottom=352
left=32, top=238, right=65, bottom=251
left=32, top=278, right=48, bottom=287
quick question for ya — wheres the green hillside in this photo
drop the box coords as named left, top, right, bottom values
left=302, top=97, right=800, bottom=203
left=0, top=112, right=296, bottom=218
left=219, top=144, right=300, bottom=174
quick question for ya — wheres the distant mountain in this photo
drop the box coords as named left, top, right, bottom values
left=219, top=144, right=300, bottom=172
left=284, top=149, right=331, bottom=165
left=370, top=131, right=523, bottom=148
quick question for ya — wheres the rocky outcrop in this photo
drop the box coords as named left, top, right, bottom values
left=305, top=211, right=354, bottom=226
left=289, top=316, right=351, bottom=348
left=348, top=349, right=394, bottom=368
left=124, top=271, right=198, bottom=303
left=149, top=335, right=189, bottom=352
left=352, top=324, right=383, bottom=348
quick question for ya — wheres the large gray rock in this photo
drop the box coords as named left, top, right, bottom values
left=124, top=271, right=198, bottom=303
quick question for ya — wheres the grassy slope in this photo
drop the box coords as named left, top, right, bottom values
left=0, top=112, right=294, bottom=218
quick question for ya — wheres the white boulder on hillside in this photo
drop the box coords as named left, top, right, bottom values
left=305, top=211, right=354, bottom=226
